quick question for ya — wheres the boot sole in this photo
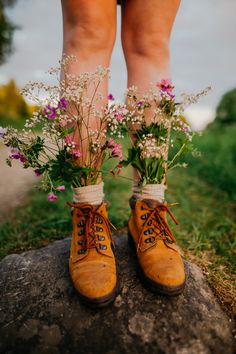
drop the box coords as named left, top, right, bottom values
left=128, top=230, right=186, bottom=297
left=75, top=277, right=121, bottom=308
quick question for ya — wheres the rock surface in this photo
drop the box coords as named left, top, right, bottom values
left=0, top=233, right=234, bottom=354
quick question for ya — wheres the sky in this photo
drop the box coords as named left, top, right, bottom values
left=1, top=0, right=236, bottom=130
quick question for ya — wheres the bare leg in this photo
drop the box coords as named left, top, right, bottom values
left=122, top=1, right=186, bottom=296
left=61, top=0, right=117, bottom=166
left=121, top=0, right=181, bottom=93
left=121, top=0, right=181, bottom=181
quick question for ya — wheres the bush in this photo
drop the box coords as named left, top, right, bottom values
left=185, top=125, right=236, bottom=200
left=215, top=88, right=236, bottom=126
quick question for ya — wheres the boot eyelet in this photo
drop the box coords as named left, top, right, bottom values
left=145, top=236, right=155, bottom=243
left=97, top=235, right=105, bottom=241
left=144, top=228, right=153, bottom=235
left=77, top=221, right=84, bottom=227
left=141, top=214, right=148, bottom=220
left=99, top=244, right=107, bottom=250
left=78, top=249, right=86, bottom=254
left=96, top=226, right=103, bottom=232
left=95, top=217, right=103, bottom=224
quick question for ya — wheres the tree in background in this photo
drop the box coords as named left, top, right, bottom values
left=215, top=88, right=236, bottom=126
left=0, top=0, right=19, bottom=65
left=0, top=79, right=34, bottom=122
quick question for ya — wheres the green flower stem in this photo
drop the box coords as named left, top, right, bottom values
left=167, top=142, right=187, bottom=170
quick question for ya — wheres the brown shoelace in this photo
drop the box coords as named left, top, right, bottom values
left=138, top=203, right=179, bottom=252
left=67, top=202, right=114, bottom=252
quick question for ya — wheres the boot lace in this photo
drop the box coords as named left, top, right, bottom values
left=67, top=202, right=114, bottom=255
left=138, top=202, right=178, bottom=252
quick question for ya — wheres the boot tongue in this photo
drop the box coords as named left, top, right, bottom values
left=142, top=198, right=164, bottom=209
left=129, top=196, right=164, bottom=209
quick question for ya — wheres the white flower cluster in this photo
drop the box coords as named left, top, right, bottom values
left=89, top=140, right=102, bottom=154
left=138, top=134, right=167, bottom=160
left=106, top=103, right=129, bottom=138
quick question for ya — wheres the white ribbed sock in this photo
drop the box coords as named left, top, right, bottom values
left=72, top=181, right=104, bottom=205
left=132, top=180, right=166, bottom=203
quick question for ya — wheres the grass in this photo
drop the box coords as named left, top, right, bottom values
left=0, top=125, right=235, bottom=317
left=0, top=115, right=26, bottom=129
left=185, top=124, right=236, bottom=200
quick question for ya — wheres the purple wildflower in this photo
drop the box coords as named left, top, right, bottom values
left=108, top=93, right=115, bottom=101
left=10, top=148, right=27, bottom=163
left=47, top=192, right=58, bottom=202
left=167, top=92, right=175, bottom=100
left=43, top=105, right=57, bottom=119
left=57, top=97, right=68, bottom=110
left=34, top=169, right=42, bottom=177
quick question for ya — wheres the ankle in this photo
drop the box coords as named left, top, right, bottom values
left=132, top=180, right=166, bottom=203
left=72, top=181, right=104, bottom=205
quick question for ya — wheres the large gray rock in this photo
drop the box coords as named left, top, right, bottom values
left=0, top=233, right=234, bottom=354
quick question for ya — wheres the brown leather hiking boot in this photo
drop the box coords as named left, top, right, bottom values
left=128, top=197, right=186, bottom=296
left=68, top=201, right=119, bottom=307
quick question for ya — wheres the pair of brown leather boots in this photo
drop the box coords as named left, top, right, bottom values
left=68, top=196, right=186, bottom=307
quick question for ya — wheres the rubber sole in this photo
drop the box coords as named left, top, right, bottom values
left=75, top=277, right=121, bottom=308
left=128, top=230, right=186, bottom=297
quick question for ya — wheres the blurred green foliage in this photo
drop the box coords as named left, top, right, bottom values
left=214, top=88, right=236, bottom=126
left=184, top=88, right=236, bottom=200
left=0, top=0, right=19, bottom=65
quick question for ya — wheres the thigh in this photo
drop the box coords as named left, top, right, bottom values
left=61, top=0, right=117, bottom=30
left=121, top=0, right=181, bottom=38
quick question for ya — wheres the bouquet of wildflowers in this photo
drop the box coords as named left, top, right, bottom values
left=108, top=80, right=210, bottom=186
left=0, top=55, right=124, bottom=201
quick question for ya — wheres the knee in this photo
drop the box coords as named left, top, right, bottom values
left=122, top=24, right=169, bottom=60
left=63, top=10, right=116, bottom=54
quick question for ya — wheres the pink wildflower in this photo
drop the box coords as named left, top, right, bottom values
left=112, top=144, right=123, bottom=160
left=64, top=136, right=74, bottom=145
left=47, top=192, right=57, bottom=202
left=156, top=79, right=174, bottom=93
left=182, top=126, right=190, bottom=133
left=71, top=149, right=82, bottom=158
left=56, top=185, right=65, bottom=191
left=108, top=137, right=116, bottom=148
left=107, top=138, right=122, bottom=159
left=113, top=107, right=127, bottom=122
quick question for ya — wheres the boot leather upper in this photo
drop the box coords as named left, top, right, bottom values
left=128, top=198, right=186, bottom=288
left=69, top=202, right=117, bottom=299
